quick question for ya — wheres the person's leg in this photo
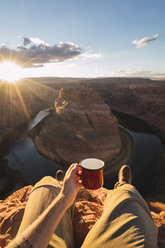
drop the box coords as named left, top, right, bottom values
left=17, top=176, right=75, bottom=248
left=81, top=165, right=158, bottom=248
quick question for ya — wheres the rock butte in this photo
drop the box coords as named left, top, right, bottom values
left=32, top=86, right=121, bottom=167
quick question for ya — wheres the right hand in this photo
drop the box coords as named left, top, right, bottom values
left=61, top=163, right=82, bottom=208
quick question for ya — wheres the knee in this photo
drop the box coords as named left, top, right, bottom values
left=41, top=175, right=55, bottom=182
left=33, top=176, right=61, bottom=189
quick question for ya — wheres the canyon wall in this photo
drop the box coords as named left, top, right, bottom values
left=0, top=78, right=60, bottom=153
left=88, top=78, right=165, bottom=138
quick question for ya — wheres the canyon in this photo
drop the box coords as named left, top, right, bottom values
left=0, top=77, right=165, bottom=196
left=0, top=77, right=165, bottom=246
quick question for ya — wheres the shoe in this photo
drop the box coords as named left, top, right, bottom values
left=55, top=170, right=64, bottom=181
left=118, top=165, right=132, bottom=184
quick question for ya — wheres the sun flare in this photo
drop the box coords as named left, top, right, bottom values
left=0, top=61, right=24, bottom=83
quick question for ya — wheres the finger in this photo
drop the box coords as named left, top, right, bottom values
left=77, top=169, right=82, bottom=175
left=65, top=163, right=78, bottom=176
left=68, top=163, right=76, bottom=172
left=74, top=176, right=82, bottom=189
left=69, top=163, right=79, bottom=171
left=78, top=180, right=83, bottom=189
left=75, top=171, right=81, bottom=182
left=78, top=178, right=82, bottom=184
left=75, top=168, right=82, bottom=183
left=70, top=164, right=79, bottom=179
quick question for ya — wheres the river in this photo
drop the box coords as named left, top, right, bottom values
left=120, top=125, right=162, bottom=193
left=4, top=108, right=61, bottom=184
left=4, top=108, right=164, bottom=194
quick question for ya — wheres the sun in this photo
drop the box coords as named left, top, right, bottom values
left=0, top=61, right=24, bottom=83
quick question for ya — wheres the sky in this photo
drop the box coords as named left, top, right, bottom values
left=0, top=0, right=165, bottom=78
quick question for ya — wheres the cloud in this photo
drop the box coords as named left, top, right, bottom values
left=127, top=70, right=152, bottom=77
left=116, top=70, right=165, bottom=78
left=23, top=37, right=50, bottom=46
left=80, top=52, right=102, bottom=59
left=0, top=37, right=82, bottom=68
left=132, top=34, right=159, bottom=48
left=130, top=70, right=165, bottom=78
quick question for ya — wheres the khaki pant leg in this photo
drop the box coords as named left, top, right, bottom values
left=17, top=176, right=75, bottom=248
left=81, top=184, right=158, bottom=248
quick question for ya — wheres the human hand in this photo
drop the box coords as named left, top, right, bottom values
left=61, top=163, right=81, bottom=208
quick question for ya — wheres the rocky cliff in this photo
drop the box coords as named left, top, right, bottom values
left=0, top=78, right=59, bottom=153
left=0, top=185, right=165, bottom=248
left=89, top=78, right=165, bottom=139
left=0, top=186, right=33, bottom=247
left=31, top=86, right=121, bottom=168
left=0, top=78, right=60, bottom=198
left=1, top=78, right=165, bottom=247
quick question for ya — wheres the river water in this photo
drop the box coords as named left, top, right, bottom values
left=4, top=108, right=61, bottom=184
left=120, top=125, right=162, bottom=193
left=4, top=108, right=164, bottom=194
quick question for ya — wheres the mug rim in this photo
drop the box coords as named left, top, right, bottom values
left=79, top=158, right=105, bottom=171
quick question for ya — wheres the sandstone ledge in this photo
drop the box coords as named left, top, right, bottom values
left=0, top=185, right=165, bottom=248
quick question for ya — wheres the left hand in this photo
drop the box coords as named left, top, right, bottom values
left=61, top=163, right=81, bottom=208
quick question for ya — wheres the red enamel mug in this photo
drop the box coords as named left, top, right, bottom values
left=79, top=158, right=104, bottom=190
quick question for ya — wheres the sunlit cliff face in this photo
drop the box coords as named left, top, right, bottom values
left=0, top=61, right=24, bottom=83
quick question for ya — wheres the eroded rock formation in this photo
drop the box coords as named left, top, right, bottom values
left=32, top=86, right=121, bottom=168
left=90, top=79, right=165, bottom=138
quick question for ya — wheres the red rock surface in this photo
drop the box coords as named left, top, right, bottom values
left=0, top=185, right=165, bottom=248
left=32, top=86, right=121, bottom=168
left=0, top=186, right=33, bottom=247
